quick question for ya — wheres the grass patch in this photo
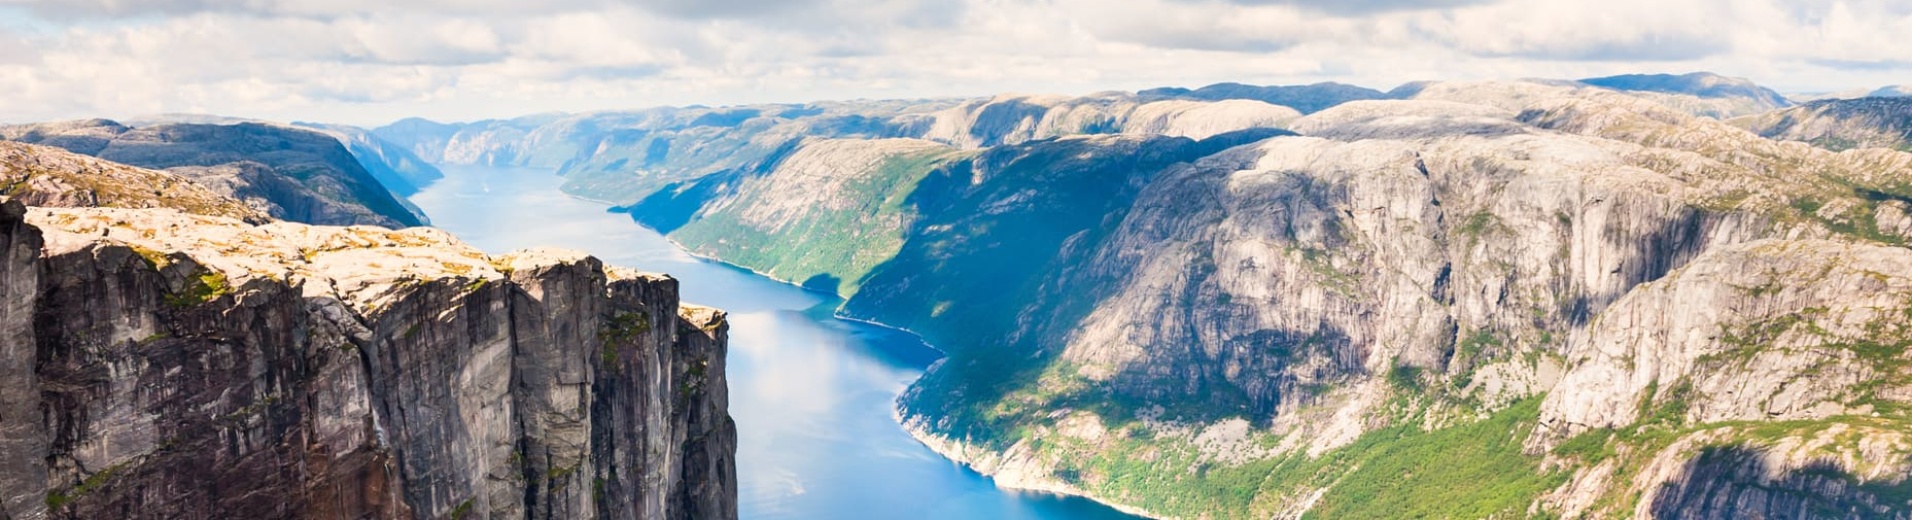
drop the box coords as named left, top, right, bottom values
left=1300, top=398, right=1566, bottom=519
left=163, top=270, right=232, bottom=308
left=1036, top=398, right=1566, bottom=519
left=45, top=462, right=126, bottom=511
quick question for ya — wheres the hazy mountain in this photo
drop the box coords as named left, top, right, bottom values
left=291, top=122, right=445, bottom=196
left=1137, top=81, right=1389, bottom=114
left=1577, top=72, right=1793, bottom=117
left=373, top=94, right=1301, bottom=205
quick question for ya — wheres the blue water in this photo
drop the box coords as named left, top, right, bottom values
left=409, top=165, right=1140, bottom=520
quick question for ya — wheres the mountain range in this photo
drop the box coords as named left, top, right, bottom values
left=4, top=70, right=1912, bottom=519
left=379, top=72, right=1912, bottom=519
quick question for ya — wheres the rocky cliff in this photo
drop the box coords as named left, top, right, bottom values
left=1, top=120, right=424, bottom=228
left=618, top=79, right=1912, bottom=518
left=0, top=148, right=734, bottom=519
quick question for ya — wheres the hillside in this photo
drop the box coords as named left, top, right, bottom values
left=1, top=119, right=424, bottom=228
left=1736, top=97, right=1912, bottom=152
left=617, top=79, right=1912, bottom=519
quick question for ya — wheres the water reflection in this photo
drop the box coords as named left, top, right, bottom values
left=410, top=165, right=1140, bottom=520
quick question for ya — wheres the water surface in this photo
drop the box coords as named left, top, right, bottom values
left=410, top=165, right=1140, bottom=520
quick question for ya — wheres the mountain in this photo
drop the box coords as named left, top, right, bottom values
left=0, top=144, right=737, bottom=519
left=0, top=140, right=265, bottom=221
left=373, top=95, right=1304, bottom=205
left=291, top=122, right=445, bottom=196
left=1, top=119, right=424, bottom=228
left=616, top=79, right=1912, bottom=518
left=1578, top=72, right=1793, bottom=118
left=124, top=114, right=443, bottom=211
left=1137, top=81, right=1389, bottom=114
left=1736, top=97, right=1912, bottom=152
left=1790, top=85, right=1912, bottom=103
left=1875, top=85, right=1912, bottom=98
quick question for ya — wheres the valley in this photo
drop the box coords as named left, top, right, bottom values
left=5, top=70, right=1912, bottom=519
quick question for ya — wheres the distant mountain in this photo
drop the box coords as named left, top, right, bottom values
left=1871, top=85, right=1912, bottom=98
left=374, top=94, right=1303, bottom=205
left=1735, top=96, right=1912, bottom=151
left=1137, top=81, right=1389, bottom=114
left=126, top=113, right=443, bottom=196
left=292, top=122, right=444, bottom=196
left=372, top=113, right=571, bottom=167
left=1577, top=72, right=1792, bottom=117
left=1790, top=85, right=1912, bottom=103
left=1, top=119, right=423, bottom=227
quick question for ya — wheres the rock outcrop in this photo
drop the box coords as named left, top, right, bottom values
left=0, top=141, right=265, bottom=222
left=0, top=156, right=734, bottom=518
left=2, top=120, right=423, bottom=228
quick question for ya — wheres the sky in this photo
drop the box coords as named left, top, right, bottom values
left=0, top=0, right=1908, bottom=127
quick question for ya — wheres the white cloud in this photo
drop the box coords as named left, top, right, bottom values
left=0, top=0, right=1907, bottom=126
left=1417, top=0, right=1734, bottom=61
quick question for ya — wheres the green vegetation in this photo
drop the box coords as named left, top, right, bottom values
left=1386, top=365, right=1425, bottom=391
left=129, top=246, right=173, bottom=268
left=163, top=269, right=232, bottom=308
left=599, top=311, right=653, bottom=366
left=1300, top=399, right=1566, bottom=519
left=1457, top=211, right=1503, bottom=241
left=45, top=462, right=127, bottom=510
left=1036, top=398, right=1567, bottom=519
left=450, top=498, right=475, bottom=520
left=670, top=150, right=961, bottom=296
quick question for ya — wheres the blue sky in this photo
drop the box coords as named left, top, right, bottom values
left=0, top=0, right=1907, bottom=126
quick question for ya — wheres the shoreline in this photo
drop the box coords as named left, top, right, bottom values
left=580, top=192, right=1157, bottom=519
left=894, top=409, right=1163, bottom=519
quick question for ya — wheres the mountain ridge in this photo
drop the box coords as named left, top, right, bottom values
left=612, top=78, right=1912, bottom=519
left=2, top=119, right=425, bottom=228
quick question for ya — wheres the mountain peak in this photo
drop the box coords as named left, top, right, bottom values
left=1578, top=72, right=1790, bottom=106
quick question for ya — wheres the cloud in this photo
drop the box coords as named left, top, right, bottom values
left=1808, top=58, right=1912, bottom=71
left=0, top=0, right=1908, bottom=126
left=1416, top=0, right=1733, bottom=62
left=622, top=0, right=818, bottom=19
left=1055, top=0, right=1325, bottom=52
left=0, top=0, right=607, bottom=19
left=1188, top=0, right=1492, bottom=15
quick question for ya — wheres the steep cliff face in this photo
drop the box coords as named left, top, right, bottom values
left=0, top=197, right=735, bottom=520
left=621, top=79, right=1912, bottom=518
left=1, top=120, right=423, bottom=228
